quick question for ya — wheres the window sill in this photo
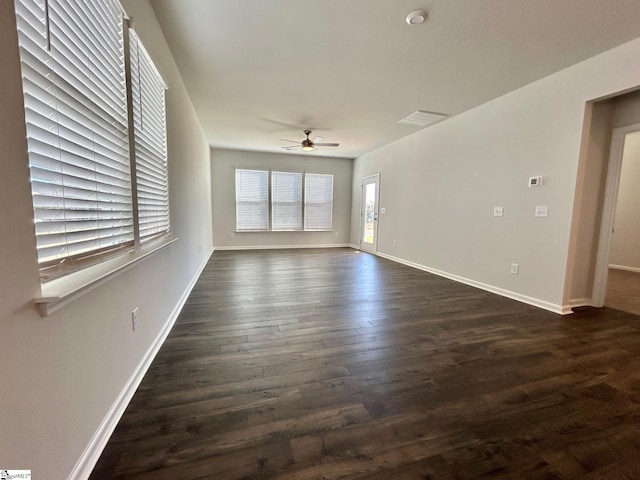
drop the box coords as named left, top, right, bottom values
left=235, top=230, right=334, bottom=233
left=34, top=237, right=178, bottom=316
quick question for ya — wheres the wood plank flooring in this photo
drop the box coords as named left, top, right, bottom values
left=606, top=268, right=640, bottom=316
left=90, top=248, right=640, bottom=479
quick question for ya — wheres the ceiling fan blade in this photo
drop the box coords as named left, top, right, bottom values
left=311, top=136, right=324, bottom=143
left=313, top=143, right=340, bottom=147
left=261, top=118, right=306, bottom=130
left=260, top=117, right=332, bottom=132
left=282, top=145, right=300, bottom=150
left=280, top=139, right=301, bottom=143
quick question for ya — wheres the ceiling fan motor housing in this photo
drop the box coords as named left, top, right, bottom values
left=280, top=129, right=339, bottom=151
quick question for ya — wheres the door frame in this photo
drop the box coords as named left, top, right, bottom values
left=360, top=173, right=380, bottom=253
left=592, top=122, right=640, bottom=306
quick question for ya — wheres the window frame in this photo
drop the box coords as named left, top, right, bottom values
left=127, top=27, right=170, bottom=245
left=14, top=0, right=171, bottom=283
left=304, top=173, right=334, bottom=232
left=271, top=170, right=303, bottom=232
left=234, top=167, right=334, bottom=233
left=234, top=168, right=270, bottom=232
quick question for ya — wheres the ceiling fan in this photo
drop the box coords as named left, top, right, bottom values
left=281, top=130, right=339, bottom=152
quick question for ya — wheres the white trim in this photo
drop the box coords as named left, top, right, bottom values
left=349, top=243, right=360, bottom=250
left=35, top=238, right=178, bottom=316
left=376, top=251, right=568, bottom=315
left=559, top=305, right=576, bottom=315
left=214, top=243, right=351, bottom=251
left=569, top=297, right=592, bottom=308
left=67, top=247, right=214, bottom=480
left=609, top=264, right=640, bottom=273
left=592, top=123, right=640, bottom=307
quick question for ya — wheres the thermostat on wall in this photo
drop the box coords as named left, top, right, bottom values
left=529, top=176, right=543, bottom=187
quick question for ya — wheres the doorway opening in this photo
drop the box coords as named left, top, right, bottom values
left=566, top=88, right=640, bottom=314
left=598, top=127, right=640, bottom=315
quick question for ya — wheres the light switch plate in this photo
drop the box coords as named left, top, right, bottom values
left=535, top=205, right=548, bottom=217
left=380, top=207, right=386, bottom=214
left=493, top=206, right=504, bottom=217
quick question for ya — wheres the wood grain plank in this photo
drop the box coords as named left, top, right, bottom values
left=90, top=248, right=640, bottom=479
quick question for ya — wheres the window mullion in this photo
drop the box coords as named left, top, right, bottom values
left=302, top=169, right=306, bottom=232
left=268, top=168, right=273, bottom=232
left=123, top=17, right=140, bottom=248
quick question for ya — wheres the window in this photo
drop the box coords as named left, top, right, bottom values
left=271, top=171, right=302, bottom=231
left=305, top=173, right=334, bottom=231
left=14, top=0, right=169, bottom=280
left=235, top=169, right=269, bottom=231
left=129, top=30, right=170, bottom=242
left=234, top=168, right=334, bottom=232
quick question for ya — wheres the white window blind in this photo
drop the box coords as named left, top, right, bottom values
left=129, top=29, right=170, bottom=242
left=235, top=169, right=269, bottom=231
left=271, top=171, right=302, bottom=231
left=304, top=173, right=334, bottom=231
left=15, top=0, right=133, bottom=279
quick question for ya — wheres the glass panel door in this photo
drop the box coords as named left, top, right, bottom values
left=361, top=174, right=380, bottom=253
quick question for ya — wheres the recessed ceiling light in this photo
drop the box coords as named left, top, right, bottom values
left=406, top=9, right=428, bottom=25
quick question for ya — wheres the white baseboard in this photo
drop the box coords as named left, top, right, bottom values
left=214, top=243, right=351, bottom=251
left=568, top=297, right=592, bottom=308
left=68, top=247, right=214, bottom=480
left=609, top=264, right=640, bottom=273
left=348, top=243, right=360, bottom=250
left=375, top=251, right=567, bottom=315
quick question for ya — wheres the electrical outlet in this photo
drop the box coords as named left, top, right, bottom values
left=228, top=232, right=235, bottom=238
left=393, top=239, right=397, bottom=247
left=493, top=206, right=504, bottom=217
left=334, top=231, right=339, bottom=237
left=198, top=245, right=202, bottom=253
left=132, top=308, right=139, bottom=331
left=511, top=263, right=519, bottom=274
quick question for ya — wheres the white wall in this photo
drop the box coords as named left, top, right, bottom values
left=212, top=149, right=352, bottom=249
left=350, top=37, right=640, bottom=313
left=0, top=1, right=213, bottom=479
left=612, top=89, right=640, bottom=128
left=609, top=131, right=640, bottom=270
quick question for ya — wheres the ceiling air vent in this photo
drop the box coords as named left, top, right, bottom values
left=398, top=110, right=447, bottom=126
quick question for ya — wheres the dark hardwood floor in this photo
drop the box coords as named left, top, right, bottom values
left=606, top=268, right=640, bottom=316
left=90, top=248, right=640, bottom=479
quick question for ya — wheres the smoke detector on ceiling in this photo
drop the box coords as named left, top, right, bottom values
left=406, top=9, right=428, bottom=25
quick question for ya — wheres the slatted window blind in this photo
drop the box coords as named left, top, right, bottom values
left=129, top=29, right=170, bottom=242
left=235, top=169, right=269, bottom=231
left=16, top=0, right=133, bottom=279
left=271, top=171, right=302, bottom=231
left=304, top=173, right=334, bottom=231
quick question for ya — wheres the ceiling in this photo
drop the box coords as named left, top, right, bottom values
left=149, top=0, right=640, bottom=159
